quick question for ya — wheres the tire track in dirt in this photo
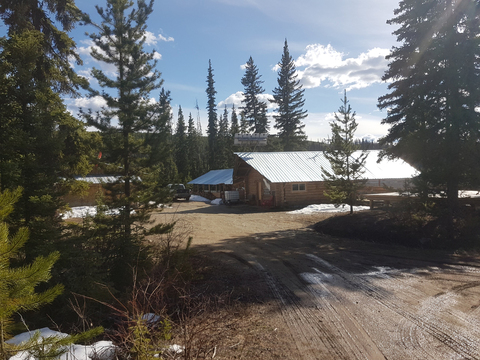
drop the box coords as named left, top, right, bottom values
left=229, top=238, right=386, bottom=360
left=307, top=254, right=480, bottom=359
left=351, top=261, right=480, bottom=357
left=300, top=270, right=386, bottom=359
left=248, top=259, right=349, bottom=360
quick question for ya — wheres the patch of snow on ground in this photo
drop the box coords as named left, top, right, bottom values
left=167, top=344, right=184, bottom=354
left=190, top=195, right=210, bottom=202
left=7, top=328, right=116, bottom=360
left=287, top=204, right=370, bottom=214
left=62, top=204, right=169, bottom=219
left=6, top=328, right=68, bottom=345
left=62, top=206, right=97, bottom=219
left=210, top=198, right=223, bottom=205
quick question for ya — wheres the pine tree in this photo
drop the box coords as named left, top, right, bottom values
left=239, top=111, right=249, bottom=134
left=241, top=57, right=269, bottom=134
left=206, top=60, right=218, bottom=169
left=0, top=188, right=63, bottom=360
left=0, top=0, right=87, bottom=96
left=174, top=106, right=188, bottom=180
left=81, top=0, right=167, bottom=290
left=322, top=91, right=368, bottom=214
left=0, top=0, right=90, bottom=257
left=230, top=104, right=239, bottom=136
left=216, top=106, right=232, bottom=169
left=186, top=113, right=205, bottom=179
left=271, top=39, right=307, bottom=151
left=0, top=191, right=103, bottom=360
left=142, top=87, right=178, bottom=198
left=0, top=30, right=92, bottom=262
left=378, top=0, right=480, bottom=210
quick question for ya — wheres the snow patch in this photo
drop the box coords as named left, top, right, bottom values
left=189, top=195, right=210, bottom=202
left=62, top=204, right=168, bottom=219
left=62, top=206, right=97, bottom=219
left=210, top=198, right=223, bottom=205
left=287, top=204, right=370, bottom=214
left=7, top=328, right=116, bottom=360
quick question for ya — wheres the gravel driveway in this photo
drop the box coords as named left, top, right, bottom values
left=151, top=201, right=480, bottom=360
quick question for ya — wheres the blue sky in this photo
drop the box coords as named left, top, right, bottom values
left=65, top=0, right=401, bottom=142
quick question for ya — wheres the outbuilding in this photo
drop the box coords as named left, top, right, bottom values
left=233, top=150, right=417, bottom=207
left=62, top=175, right=118, bottom=207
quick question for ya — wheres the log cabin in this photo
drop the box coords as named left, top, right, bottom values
left=233, top=150, right=417, bottom=207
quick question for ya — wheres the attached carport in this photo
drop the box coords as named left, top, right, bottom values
left=188, top=169, right=234, bottom=199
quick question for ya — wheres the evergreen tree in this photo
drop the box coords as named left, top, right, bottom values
left=186, top=113, right=205, bottom=179
left=378, top=0, right=480, bottom=210
left=271, top=39, right=307, bottom=151
left=216, top=106, right=232, bottom=169
left=0, top=0, right=90, bottom=260
left=230, top=104, right=239, bottom=136
left=241, top=56, right=269, bottom=134
left=0, top=0, right=87, bottom=96
left=141, top=87, right=178, bottom=202
left=0, top=188, right=63, bottom=359
left=322, top=91, right=368, bottom=214
left=81, top=0, right=167, bottom=291
left=206, top=60, right=218, bottom=169
left=0, top=188, right=103, bottom=359
left=0, top=30, right=92, bottom=261
left=149, top=88, right=178, bottom=185
left=239, top=110, right=249, bottom=134
left=174, top=106, right=188, bottom=180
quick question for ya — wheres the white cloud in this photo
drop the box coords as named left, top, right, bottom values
left=295, top=44, right=390, bottom=91
left=144, top=31, right=174, bottom=45
left=69, top=96, right=108, bottom=114
left=157, top=34, right=175, bottom=42
left=144, top=31, right=158, bottom=46
left=218, top=91, right=244, bottom=108
left=303, top=111, right=388, bottom=142
left=218, top=92, right=276, bottom=110
left=259, top=93, right=276, bottom=110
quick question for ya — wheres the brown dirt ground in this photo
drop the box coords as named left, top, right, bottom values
left=151, top=200, right=480, bottom=360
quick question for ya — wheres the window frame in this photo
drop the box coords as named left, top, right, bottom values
left=292, top=183, right=306, bottom=192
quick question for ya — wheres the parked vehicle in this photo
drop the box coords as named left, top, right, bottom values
left=167, top=184, right=191, bottom=201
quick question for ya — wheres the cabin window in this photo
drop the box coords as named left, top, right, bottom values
left=292, top=183, right=306, bottom=191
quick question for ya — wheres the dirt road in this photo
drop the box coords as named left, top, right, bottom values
left=153, top=201, right=480, bottom=359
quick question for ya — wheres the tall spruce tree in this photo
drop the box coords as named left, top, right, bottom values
left=271, top=40, right=307, bottom=151
left=0, top=0, right=87, bottom=96
left=186, top=113, right=205, bottom=179
left=0, top=30, right=93, bottom=261
left=81, top=0, right=166, bottom=290
left=0, top=0, right=91, bottom=262
left=174, top=106, right=188, bottom=180
left=216, top=106, right=232, bottom=169
left=230, top=104, right=239, bottom=136
left=206, top=60, right=218, bottom=169
left=241, top=57, right=269, bottom=134
left=144, top=87, right=178, bottom=188
left=239, top=110, right=249, bottom=134
left=378, top=0, right=480, bottom=210
left=322, top=91, right=368, bottom=214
